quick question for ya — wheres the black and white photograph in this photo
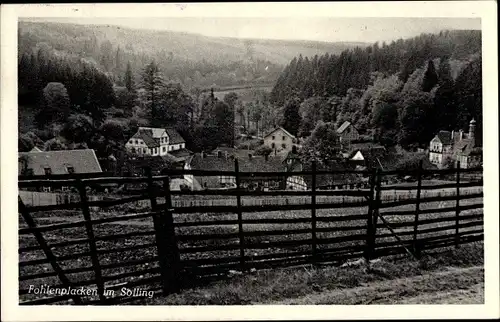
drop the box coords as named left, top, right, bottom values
left=1, top=1, right=498, bottom=321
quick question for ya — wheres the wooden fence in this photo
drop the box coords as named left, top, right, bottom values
left=18, top=161, right=483, bottom=305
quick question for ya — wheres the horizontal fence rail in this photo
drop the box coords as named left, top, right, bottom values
left=18, top=161, right=483, bottom=305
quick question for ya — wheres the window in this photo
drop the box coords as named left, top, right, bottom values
left=143, top=148, right=147, bottom=154
left=61, top=186, right=70, bottom=192
left=282, top=143, right=287, bottom=149
left=282, top=136, right=285, bottom=141
left=271, top=143, right=275, bottom=148
left=44, top=167, right=52, bottom=175
left=134, top=140, right=138, bottom=144
left=272, top=136, right=275, bottom=140
left=66, top=166, right=75, bottom=174
left=42, top=186, right=51, bottom=192
left=163, top=147, right=166, bottom=152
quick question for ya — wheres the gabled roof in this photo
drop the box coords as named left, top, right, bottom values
left=454, top=139, right=477, bottom=156
left=18, top=149, right=102, bottom=176
left=165, top=127, right=185, bottom=144
left=264, top=127, right=296, bottom=140
left=132, top=128, right=159, bottom=148
left=137, top=127, right=166, bottom=138
left=435, top=131, right=453, bottom=145
left=337, top=121, right=354, bottom=134
left=132, top=127, right=186, bottom=146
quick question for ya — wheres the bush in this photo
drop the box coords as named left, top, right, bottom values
left=255, top=145, right=273, bottom=156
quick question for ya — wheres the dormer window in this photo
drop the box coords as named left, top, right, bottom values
left=66, top=166, right=75, bottom=174
left=44, top=167, right=52, bottom=175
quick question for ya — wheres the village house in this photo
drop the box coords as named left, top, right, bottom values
left=347, top=144, right=388, bottom=171
left=429, top=119, right=482, bottom=169
left=185, top=152, right=287, bottom=191
left=18, top=149, right=103, bottom=192
left=262, top=127, right=298, bottom=156
left=125, top=127, right=187, bottom=157
left=337, top=121, right=360, bottom=149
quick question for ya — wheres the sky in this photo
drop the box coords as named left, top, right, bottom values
left=25, top=17, right=480, bottom=44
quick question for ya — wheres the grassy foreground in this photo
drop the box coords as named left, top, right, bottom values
left=135, top=242, right=483, bottom=305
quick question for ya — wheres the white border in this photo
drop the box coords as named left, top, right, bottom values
left=1, top=2, right=498, bottom=321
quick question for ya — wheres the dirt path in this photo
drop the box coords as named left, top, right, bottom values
left=270, top=266, right=484, bottom=305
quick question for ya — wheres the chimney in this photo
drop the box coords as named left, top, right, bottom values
left=459, top=130, right=464, bottom=141
left=469, top=118, right=476, bottom=142
left=201, top=151, right=205, bottom=159
left=451, top=130, right=454, bottom=140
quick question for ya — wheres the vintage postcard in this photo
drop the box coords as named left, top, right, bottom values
left=1, top=1, right=498, bottom=321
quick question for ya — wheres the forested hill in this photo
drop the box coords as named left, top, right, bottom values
left=270, top=29, right=483, bottom=149
left=18, top=20, right=366, bottom=89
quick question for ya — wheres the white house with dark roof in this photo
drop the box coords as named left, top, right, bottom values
left=263, top=127, right=298, bottom=156
left=429, top=119, right=482, bottom=169
left=125, top=127, right=186, bottom=157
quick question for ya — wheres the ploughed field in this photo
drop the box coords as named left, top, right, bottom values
left=18, top=185, right=483, bottom=304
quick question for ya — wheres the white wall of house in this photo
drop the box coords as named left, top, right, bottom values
left=286, top=176, right=307, bottom=190
left=125, top=138, right=149, bottom=155
left=339, top=126, right=360, bottom=143
left=264, top=128, right=295, bottom=155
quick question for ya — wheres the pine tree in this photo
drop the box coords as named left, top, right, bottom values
left=141, top=60, right=165, bottom=126
left=281, top=99, right=301, bottom=136
left=422, top=60, right=439, bottom=92
left=125, top=61, right=134, bottom=92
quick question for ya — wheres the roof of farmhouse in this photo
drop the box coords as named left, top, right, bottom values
left=18, top=149, right=102, bottom=175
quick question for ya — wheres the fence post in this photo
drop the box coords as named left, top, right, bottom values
left=413, top=160, right=423, bottom=258
left=76, top=179, right=106, bottom=303
left=311, top=161, right=318, bottom=265
left=146, top=167, right=169, bottom=294
left=364, top=168, right=377, bottom=266
left=161, top=175, right=181, bottom=293
left=455, top=162, right=461, bottom=247
left=372, top=169, right=382, bottom=256
left=234, top=158, right=245, bottom=271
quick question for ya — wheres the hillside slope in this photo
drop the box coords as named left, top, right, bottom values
left=18, top=20, right=367, bottom=88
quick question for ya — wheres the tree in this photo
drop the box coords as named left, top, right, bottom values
left=300, top=121, right=341, bottom=168
left=422, top=60, right=439, bottom=92
left=19, top=134, right=35, bottom=152
left=125, top=61, right=135, bottom=92
left=255, top=145, right=273, bottom=156
left=281, top=99, right=301, bottom=137
left=44, top=138, right=67, bottom=151
left=397, top=91, right=434, bottom=148
left=36, top=82, right=71, bottom=128
left=453, top=57, right=482, bottom=145
left=141, top=60, right=165, bottom=126
left=100, top=119, right=126, bottom=143
left=60, top=114, right=95, bottom=144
